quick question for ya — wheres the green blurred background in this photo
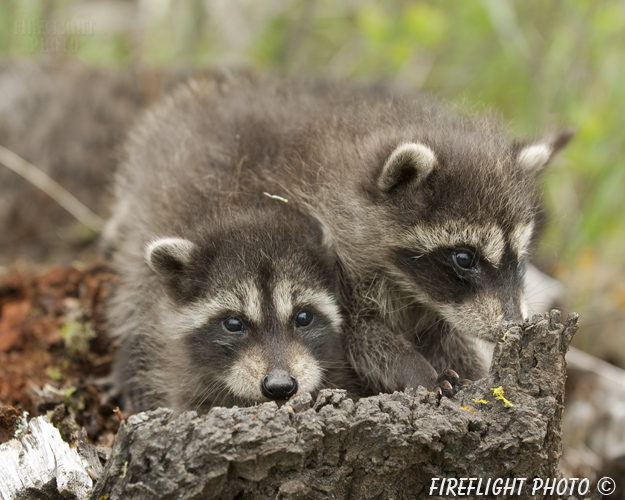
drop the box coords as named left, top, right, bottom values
left=1, top=0, right=624, bottom=365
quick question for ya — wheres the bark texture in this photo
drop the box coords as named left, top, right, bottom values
left=90, top=311, right=578, bottom=500
left=0, top=416, right=98, bottom=500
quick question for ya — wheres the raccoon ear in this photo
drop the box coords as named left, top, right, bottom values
left=378, top=142, right=437, bottom=192
left=516, top=128, right=575, bottom=173
left=146, top=237, right=196, bottom=284
left=310, top=213, right=335, bottom=250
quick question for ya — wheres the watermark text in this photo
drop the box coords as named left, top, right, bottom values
left=428, top=477, right=601, bottom=497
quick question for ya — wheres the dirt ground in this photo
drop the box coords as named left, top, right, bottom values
left=0, top=263, right=121, bottom=447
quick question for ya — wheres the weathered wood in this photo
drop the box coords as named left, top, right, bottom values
left=0, top=416, right=94, bottom=500
left=90, top=311, right=579, bottom=500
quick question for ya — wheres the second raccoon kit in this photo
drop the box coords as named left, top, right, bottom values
left=146, top=76, right=573, bottom=391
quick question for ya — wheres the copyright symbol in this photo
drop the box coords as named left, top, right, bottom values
left=598, top=477, right=616, bottom=496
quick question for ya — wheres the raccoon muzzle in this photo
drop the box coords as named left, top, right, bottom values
left=261, top=369, right=298, bottom=400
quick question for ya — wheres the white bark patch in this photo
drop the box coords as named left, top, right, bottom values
left=0, top=417, right=93, bottom=500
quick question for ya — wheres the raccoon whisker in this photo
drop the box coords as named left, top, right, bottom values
left=193, top=379, right=229, bottom=411
left=413, top=320, right=444, bottom=346
left=524, top=280, right=563, bottom=298
left=525, top=290, right=563, bottom=305
left=200, top=387, right=224, bottom=412
left=319, top=375, right=337, bottom=390
left=409, top=309, right=443, bottom=342
left=318, top=373, right=352, bottom=393
left=184, top=372, right=223, bottom=403
left=225, top=390, right=255, bottom=410
left=317, top=360, right=352, bottom=370
left=198, top=378, right=225, bottom=400
left=207, top=385, right=232, bottom=410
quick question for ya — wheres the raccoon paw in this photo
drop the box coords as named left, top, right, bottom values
left=433, top=369, right=471, bottom=399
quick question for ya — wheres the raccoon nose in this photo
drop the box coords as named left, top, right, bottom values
left=261, top=370, right=298, bottom=400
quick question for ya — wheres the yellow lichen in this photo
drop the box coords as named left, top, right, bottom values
left=460, top=405, right=476, bottom=414
left=471, top=398, right=489, bottom=404
left=490, top=386, right=514, bottom=407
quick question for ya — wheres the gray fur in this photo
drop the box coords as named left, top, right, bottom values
left=105, top=86, right=364, bottom=410
left=131, top=75, right=572, bottom=388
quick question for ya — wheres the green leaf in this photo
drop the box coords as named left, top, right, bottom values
left=61, top=320, right=95, bottom=356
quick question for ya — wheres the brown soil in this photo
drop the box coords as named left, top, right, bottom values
left=0, top=264, right=121, bottom=446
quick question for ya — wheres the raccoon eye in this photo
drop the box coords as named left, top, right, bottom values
left=453, top=250, right=477, bottom=271
left=294, top=310, right=314, bottom=327
left=223, top=317, right=245, bottom=333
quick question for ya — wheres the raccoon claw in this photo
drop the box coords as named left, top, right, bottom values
left=433, top=369, right=471, bottom=400
left=436, top=380, right=455, bottom=398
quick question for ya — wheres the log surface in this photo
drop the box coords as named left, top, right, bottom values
left=90, top=311, right=579, bottom=500
left=0, top=416, right=94, bottom=500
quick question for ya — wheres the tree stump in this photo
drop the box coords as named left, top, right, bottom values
left=90, top=311, right=579, bottom=500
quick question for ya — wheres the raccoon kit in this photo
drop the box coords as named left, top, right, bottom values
left=105, top=110, right=362, bottom=412
left=143, top=76, right=573, bottom=391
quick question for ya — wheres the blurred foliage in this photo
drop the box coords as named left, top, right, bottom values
left=0, top=0, right=624, bottom=357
